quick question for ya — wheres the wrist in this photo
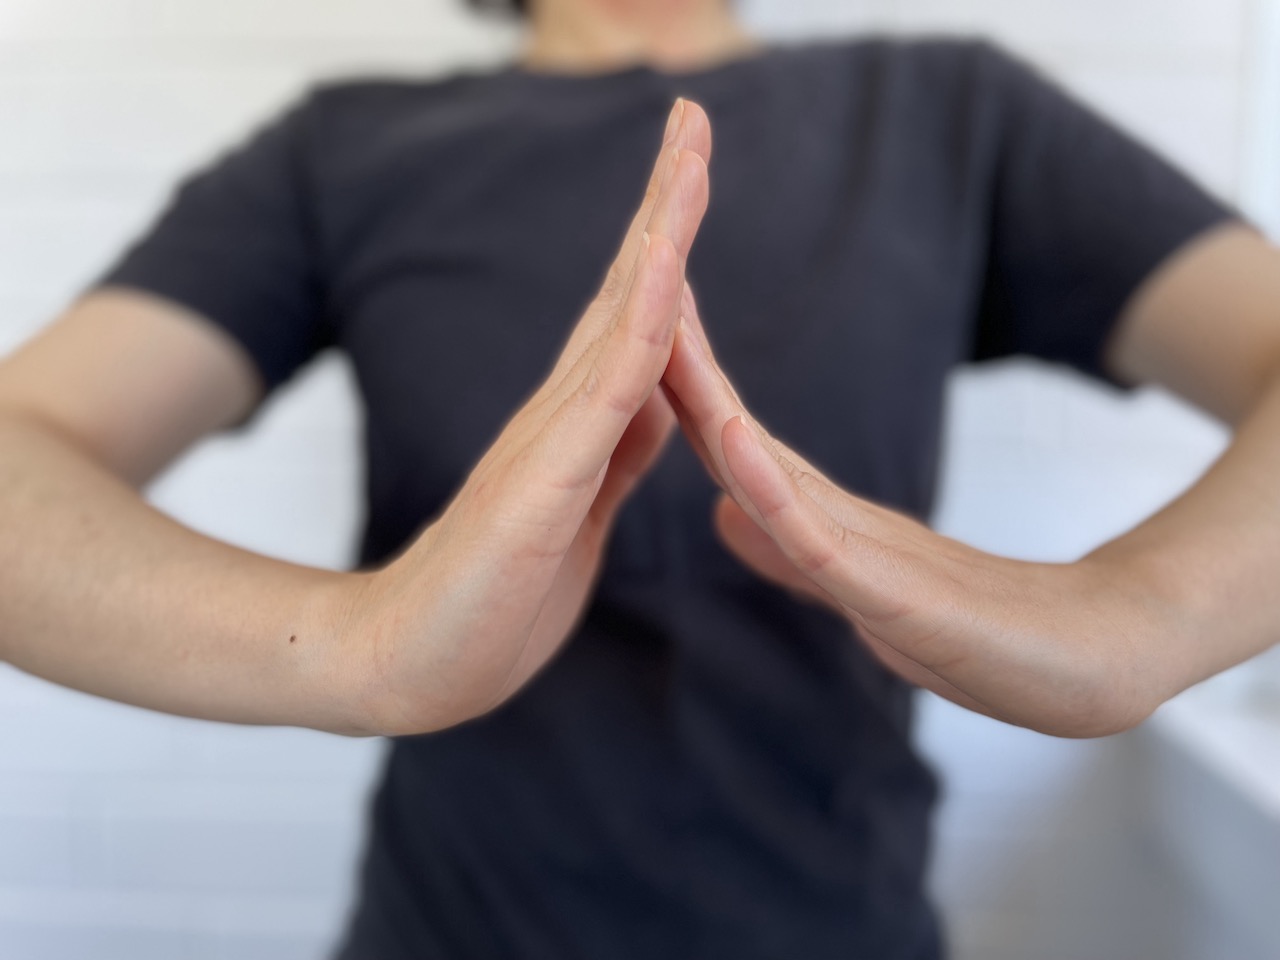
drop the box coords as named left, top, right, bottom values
left=300, top=569, right=392, bottom=737
left=1076, top=540, right=1208, bottom=717
left=325, top=552, right=468, bottom=739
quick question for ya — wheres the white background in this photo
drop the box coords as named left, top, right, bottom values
left=0, top=1, right=1277, bottom=957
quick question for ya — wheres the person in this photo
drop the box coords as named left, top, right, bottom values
left=1, top=0, right=1278, bottom=956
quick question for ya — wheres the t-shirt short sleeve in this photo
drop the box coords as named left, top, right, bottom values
left=87, top=94, right=330, bottom=395
left=968, top=42, right=1240, bottom=388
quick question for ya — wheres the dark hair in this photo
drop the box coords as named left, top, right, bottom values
left=466, top=0, right=528, bottom=15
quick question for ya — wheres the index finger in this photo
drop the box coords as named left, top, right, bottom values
left=609, top=99, right=714, bottom=298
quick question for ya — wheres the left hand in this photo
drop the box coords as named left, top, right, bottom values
left=661, top=286, right=1171, bottom=738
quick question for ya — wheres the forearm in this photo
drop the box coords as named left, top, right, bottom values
left=0, top=410, right=370, bottom=734
left=1086, top=369, right=1280, bottom=700
left=0, top=100, right=720, bottom=739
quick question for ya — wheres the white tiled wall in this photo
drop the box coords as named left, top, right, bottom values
left=0, top=1, right=1275, bottom=958
left=1243, top=0, right=1280, bottom=235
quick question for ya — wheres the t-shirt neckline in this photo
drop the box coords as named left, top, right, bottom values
left=492, top=42, right=785, bottom=90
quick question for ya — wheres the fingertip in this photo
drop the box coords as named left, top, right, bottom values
left=644, top=230, right=679, bottom=287
left=721, top=415, right=753, bottom=450
left=712, top=489, right=748, bottom=534
left=678, top=99, right=713, bottom=164
left=646, top=381, right=678, bottom=430
left=712, top=491, right=777, bottom=564
left=681, top=150, right=711, bottom=200
left=679, top=282, right=696, bottom=319
left=665, top=149, right=709, bottom=208
left=721, top=415, right=790, bottom=517
left=659, top=150, right=710, bottom=259
left=662, top=98, right=685, bottom=145
left=673, top=312, right=699, bottom=360
left=623, top=229, right=682, bottom=345
left=720, top=415, right=752, bottom=480
left=711, top=492, right=743, bottom=549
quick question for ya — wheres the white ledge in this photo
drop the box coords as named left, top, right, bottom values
left=1142, top=681, right=1280, bottom=954
left=1149, top=686, right=1280, bottom=820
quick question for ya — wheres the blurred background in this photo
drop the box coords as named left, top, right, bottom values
left=0, top=0, right=1278, bottom=958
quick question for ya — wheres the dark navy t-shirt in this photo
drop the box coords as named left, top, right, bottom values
left=94, top=36, right=1234, bottom=959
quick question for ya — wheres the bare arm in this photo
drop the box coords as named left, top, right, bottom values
left=1091, top=222, right=1280, bottom=695
left=0, top=98, right=712, bottom=737
left=663, top=220, right=1280, bottom=738
left=0, top=288, right=365, bottom=732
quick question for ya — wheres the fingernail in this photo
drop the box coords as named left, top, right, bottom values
left=642, top=230, right=651, bottom=251
left=663, top=98, right=685, bottom=145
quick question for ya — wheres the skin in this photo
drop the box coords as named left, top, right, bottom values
left=663, top=226, right=1280, bottom=738
left=0, top=0, right=1278, bottom=739
left=519, top=0, right=760, bottom=73
left=0, top=98, right=711, bottom=736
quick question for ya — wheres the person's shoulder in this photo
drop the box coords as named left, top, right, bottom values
left=305, top=63, right=502, bottom=118
left=765, top=33, right=1026, bottom=122
left=268, top=61, right=515, bottom=156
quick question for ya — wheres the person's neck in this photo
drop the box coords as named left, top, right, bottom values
left=519, top=0, right=761, bottom=75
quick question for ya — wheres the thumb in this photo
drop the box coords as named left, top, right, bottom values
left=586, top=389, right=677, bottom=531
left=713, top=493, right=840, bottom=610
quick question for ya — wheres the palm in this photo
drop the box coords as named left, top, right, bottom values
left=492, top=390, right=675, bottom=704
left=663, top=293, right=1154, bottom=739
left=359, top=100, right=712, bottom=735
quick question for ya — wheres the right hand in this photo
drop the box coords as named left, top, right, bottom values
left=346, top=99, right=712, bottom=736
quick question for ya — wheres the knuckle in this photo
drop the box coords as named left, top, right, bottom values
left=625, top=308, right=675, bottom=349
left=576, top=360, right=604, bottom=403
left=794, top=469, right=824, bottom=497
left=790, top=520, right=840, bottom=576
left=576, top=353, right=641, bottom=418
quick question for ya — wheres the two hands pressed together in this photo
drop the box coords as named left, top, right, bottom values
left=4, top=97, right=1275, bottom=742
left=347, top=98, right=1188, bottom=740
